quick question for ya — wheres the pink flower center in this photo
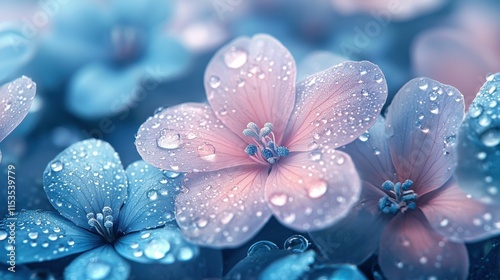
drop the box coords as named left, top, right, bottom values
left=242, top=122, right=289, bottom=165
left=378, top=180, right=418, bottom=214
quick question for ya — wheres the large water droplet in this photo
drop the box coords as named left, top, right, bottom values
left=144, top=238, right=171, bottom=260
left=147, top=189, right=158, bottom=201
left=209, top=75, right=221, bottom=89
left=307, top=180, right=328, bottom=198
left=224, top=47, right=247, bottom=69
left=50, top=160, right=63, bottom=172
left=220, top=212, right=234, bottom=225
left=481, top=128, right=500, bottom=147
left=358, top=132, right=370, bottom=142
left=284, top=235, right=309, bottom=252
left=0, top=230, right=7, bottom=241
left=197, top=143, right=216, bottom=162
left=157, top=130, right=182, bottom=150
left=178, top=247, right=194, bottom=261
left=269, top=193, right=288, bottom=206
left=247, top=241, right=279, bottom=256
left=85, top=261, right=111, bottom=280
left=469, top=104, right=483, bottom=118
left=28, top=232, right=38, bottom=239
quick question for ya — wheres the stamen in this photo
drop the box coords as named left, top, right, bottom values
left=86, top=207, right=115, bottom=243
left=378, top=180, right=417, bottom=214
left=242, top=122, right=290, bottom=165
left=245, top=144, right=258, bottom=156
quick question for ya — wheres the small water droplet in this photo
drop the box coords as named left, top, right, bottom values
left=309, top=150, right=322, bottom=161
left=478, top=115, right=491, bottom=127
left=418, top=80, right=429, bottom=90
left=157, top=129, right=182, bottom=150
left=144, top=238, right=171, bottom=260
left=147, top=190, right=158, bottom=201
left=50, top=160, right=63, bottom=172
left=284, top=235, right=309, bottom=252
left=85, top=261, right=111, bottom=280
left=196, top=218, right=208, bottom=228
left=429, top=91, right=438, bottom=101
left=269, top=193, right=288, bottom=206
left=247, top=241, right=278, bottom=256
left=28, top=232, right=39, bottom=239
left=420, top=126, right=430, bottom=134
left=307, top=180, right=328, bottom=198
left=374, top=74, right=383, bottom=83
left=164, top=171, right=180, bottom=178
left=48, top=234, right=58, bottom=241
left=197, top=143, right=216, bottom=162
left=488, top=85, right=497, bottom=94
left=477, top=152, right=487, bottom=160
left=224, top=47, right=248, bottom=69
left=178, top=247, right=194, bottom=261
left=358, top=132, right=370, bottom=142
left=481, top=128, right=500, bottom=147
left=209, top=75, right=221, bottom=89
left=469, top=104, right=483, bottom=118
left=0, top=230, right=7, bottom=241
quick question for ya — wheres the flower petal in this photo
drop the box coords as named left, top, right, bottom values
left=64, top=245, right=130, bottom=280
left=386, top=77, right=464, bottom=195
left=176, top=166, right=271, bottom=248
left=308, top=182, right=388, bottom=264
left=117, top=161, right=183, bottom=233
left=43, top=139, right=128, bottom=230
left=0, top=25, right=34, bottom=83
left=0, top=76, right=36, bottom=142
left=204, top=34, right=296, bottom=144
left=455, top=73, right=500, bottom=204
left=260, top=250, right=316, bottom=280
left=421, top=180, right=500, bottom=242
left=115, top=225, right=198, bottom=264
left=266, top=150, right=360, bottom=231
left=0, top=211, right=101, bottom=264
left=135, top=103, right=253, bottom=173
left=140, top=35, right=191, bottom=80
left=341, top=117, right=397, bottom=186
left=284, top=61, right=387, bottom=151
left=297, top=51, right=347, bottom=82
left=379, top=210, right=468, bottom=280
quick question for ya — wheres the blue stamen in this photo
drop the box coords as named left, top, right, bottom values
left=378, top=179, right=417, bottom=214
left=245, top=144, right=258, bottom=156
left=276, top=146, right=289, bottom=157
left=259, top=126, right=272, bottom=138
left=243, top=128, right=260, bottom=139
left=247, top=122, right=259, bottom=131
left=402, top=179, right=413, bottom=191
left=382, top=181, right=394, bottom=191
left=262, top=148, right=273, bottom=160
left=242, top=122, right=289, bottom=165
left=407, top=201, right=417, bottom=210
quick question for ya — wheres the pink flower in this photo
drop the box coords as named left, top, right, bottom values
left=135, top=34, right=387, bottom=247
left=310, top=77, right=500, bottom=279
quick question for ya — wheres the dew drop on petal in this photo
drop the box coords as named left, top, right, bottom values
left=283, top=235, right=309, bottom=253
left=247, top=241, right=279, bottom=256
left=0, top=230, right=7, bottom=241
left=178, top=247, right=194, bottom=261
left=50, top=160, right=63, bottom=172
left=85, top=261, right=111, bottom=280
left=197, top=143, right=216, bottom=162
left=28, top=232, right=38, bottom=239
left=157, top=130, right=182, bottom=150
left=223, top=47, right=247, bottom=69
left=209, top=75, right=221, bottom=89
left=147, top=189, right=158, bottom=201
left=418, top=79, right=429, bottom=90
left=269, top=193, right=288, bottom=206
left=481, top=128, right=500, bottom=147
left=307, top=180, right=328, bottom=198
left=144, top=238, right=171, bottom=260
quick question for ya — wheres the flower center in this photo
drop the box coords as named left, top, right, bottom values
left=243, top=122, right=289, bottom=165
left=87, top=206, right=115, bottom=243
left=378, top=180, right=418, bottom=214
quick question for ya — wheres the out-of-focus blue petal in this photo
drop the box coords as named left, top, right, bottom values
left=0, top=76, right=36, bottom=142
left=0, top=211, right=101, bottom=264
left=43, top=139, right=127, bottom=230
left=114, top=225, right=199, bottom=264
left=111, top=0, right=173, bottom=29
left=0, top=24, right=34, bottom=83
left=0, top=264, right=33, bottom=279
left=7, top=94, right=43, bottom=138
left=259, top=250, right=315, bottom=280
left=225, top=248, right=295, bottom=279
left=64, top=245, right=130, bottom=280
left=297, top=51, right=347, bottom=82
left=140, top=35, right=191, bottom=81
left=455, top=73, right=500, bottom=204
left=66, top=63, right=142, bottom=119
left=117, top=161, right=182, bottom=233
left=306, top=264, right=367, bottom=280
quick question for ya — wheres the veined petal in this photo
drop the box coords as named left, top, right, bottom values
left=284, top=61, right=387, bottom=151
left=136, top=103, right=253, bottom=173
left=421, top=180, right=500, bottom=242
left=0, top=211, right=101, bottom=264
left=379, top=210, right=468, bottom=280
left=455, top=73, right=500, bottom=204
left=266, top=150, right=360, bottom=231
left=43, top=139, right=128, bottom=230
left=64, top=245, right=130, bottom=280
left=204, top=34, right=296, bottom=144
left=386, top=78, right=464, bottom=195
left=115, top=226, right=198, bottom=264
left=308, top=182, right=388, bottom=264
left=117, top=161, right=183, bottom=234
left=176, top=166, right=271, bottom=248
left=0, top=76, right=36, bottom=142
left=341, top=117, right=397, bottom=186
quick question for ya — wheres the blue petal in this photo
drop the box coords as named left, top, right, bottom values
left=114, top=225, right=199, bottom=264
left=64, top=245, right=130, bottom=280
left=0, top=211, right=101, bottom=264
left=297, top=51, right=347, bottom=82
left=111, top=0, right=173, bottom=29
left=43, top=139, right=128, bottom=231
left=225, top=249, right=295, bottom=279
left=455, top=73, right=500, bottom=204
left=0, top=264, right=33, bottom=279
left=307, top=264, right=367, bottom=280
left=66, top=63, right=142, bottom=119
left=260, top=250, right=315, bottom=280
left=0, top=24, right=34, bottom=83
left=117, top=161, right=183, bottom=233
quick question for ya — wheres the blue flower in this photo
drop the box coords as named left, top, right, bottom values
left=0, top=139, right=219, bottom=279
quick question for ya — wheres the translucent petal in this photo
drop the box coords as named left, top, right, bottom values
left=260, top=250, right=315, bottom=280
left=43, top=139, right=127, bottom=230
left=284, top=61, right=387, bottom=151
left=266, top=150, right=360, bottom=231
left=176, top=166, right=272, bottom=248
left=118, top=161, right=183, bottom=233
left=135, top=103, right=253, bottom=173
left=204, top=34, right=296, bottom=144
left=297, top=51, right=347, bottom=82
left=379, top=210, right=468, bottom=280
left=421, top=180, right=500, bottom=242
left=64, top=245, right=130, bottom=280
left=0, top=211, right=101, bottom=264
left=0, top=76, right=36, bottom=142
left=455, top=73, right=500, bottom=204
left=115, top=226, right=199, bottom=264
left=0, top=25, right=34, bottom=82
left=386, top=77, right=464, bottom=195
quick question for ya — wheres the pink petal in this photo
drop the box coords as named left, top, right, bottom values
left=309, top=181, right=388, bottom=264
left=204, top=34, right=296, bottom=144
left=420, top=180, right=500, bottom=242
left=175, top=165, right=271, bottom=248
left=0, top=76, right=36, bottom=142
left=342, top=117, right=397, bottom=186
left=265, top=149, right=361, bottom=231
left=379, top=210, right=468, bottom=280
left=136, top=103, right=254, bottom=172
left=385, top=78, right=464, bottom=195
left=283, top=61, right=387, bottom=152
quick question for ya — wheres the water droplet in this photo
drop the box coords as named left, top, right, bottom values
left=488, top=85, right=497, bottom=94
left=430, top=104, right=439, bottom=114
left=439, top=219, right=449, bottom=227
left=429, top=91, right=438, bottom=101
left=478, top=115, right=491, bottom=127
left=144, top=238, right=171, bottom=260
left=358, top=132, right=370, bottom=142
left=50, top=160, right=63, bottom=172
left=164, top=171, right=180, bottom=178
left=48, top=234, right=58, bottom=241
left=418, top=80, right=429, bottom=90
left=196, top=218, right=208, bottom=228
left=420, top=126, right=430, bottom=134
left=307, top=180, right=328, bottom=198
left=147, top=190, right=158, bottom=201
left=85, top=261, right=111, bottom=280
left=157, top=130, right=182, bottom=150
left=284, top=235, right=309, bottom=252
left=469, top=104, right=483, bottom=118
left=197, top=143, right=216, bottom=161
left=220, top=212, right=234, bottom=225
left=247, top=241, right=278, bottom=256
left=0, top=230, right=7, bottom=241
left=361, top=89, right=369, bottom=97
left=374, top=74, right=383, bottom=83
left=477, top=152, right=487, bottom=160
left=209, top=75, right=221, bottom=89
left=481, top=128, right=500, bottom=147
left=359, top=66, right=367, bottom=75
left=237, top=78, right=245, bottom=87
left=224, top=47, right=247, bottom=69
left=269, top=193, right=288, bottom=206
left=178, top=247, right=194, bottom=261
left=28, top=232, right=38, bottom=239
left=309, top=150, right=322, bottom=161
